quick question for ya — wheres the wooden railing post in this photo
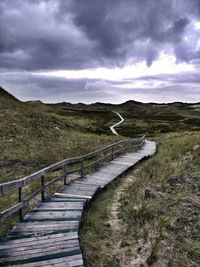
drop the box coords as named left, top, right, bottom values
left=64, top=165, right=68, bottom=185
left=124, top=141, right=127, bottom=154
left=18, top=187, right=23, bottom=221
left=95, top=153, right=98, bottom=171
left=80, top=160, right=84, bottom=178
left=41, top=175, right=45, bottom=201
left=111, top=146, right=114, bottom=160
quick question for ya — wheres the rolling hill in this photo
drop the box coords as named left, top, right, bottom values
left=0, top=86, right=199, bottom=183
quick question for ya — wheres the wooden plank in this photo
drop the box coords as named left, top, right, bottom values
left=111, top=160, right=132, bottom=166
left=41, top=260, right=83, bottom=267
left=47, top=197, right=87, bottom=202
left=85, top=175, right=114, bottom=182
left=114, top=156, right=140, bottom=163
left=85, top=174, right=112, bottom=180
left=83, top=176, right=113, bottom=185
left=0, top=239, right=79, bottom=255
left=12, top=221, right=80, bottom=229
left=121, top=155, right=143, bottom=160
left=60, top=187, right=98, bottom=196
left=77, top=178, right=107, bottom=187
left=55, top=193, right=92, bottom=199
left=95, top=166, right=125, bottom=174
left=96, top=165, right=127, bottom=173
left=75, top=181, right=103, bottom=187
left=5, top=254, right=83, bottom=267
left=86, top=172, right=117, bottom=179
left=103, top=162, right=128, bottom=169
left=62, top=184, right=99, bottom=190
left=63, top=183, right=99, bottom=190
left=11, top=221, right=79, bottom=234
left=0, top=246, right=81, bottom=262
left=33, top=202, right=84, bottom=210
left=24, top=211, right=82, bottom=220
left=0, top=232, right=78, bottom=248
left=60, top=189, right=96, bottom=197
left=0, top=240, right=79, bottom=257
left=1, top=240, right=80, bottom=259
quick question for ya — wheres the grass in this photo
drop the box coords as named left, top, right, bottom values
left=0, top=97, right=122, bottom=183
left=80, top=179, right=123, bottom=267
left=80, top=132, right=200, bottom=266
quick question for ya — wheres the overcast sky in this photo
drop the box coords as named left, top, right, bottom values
left=0, top=0, right=200, bottom=103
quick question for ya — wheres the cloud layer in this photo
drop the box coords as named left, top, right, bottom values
left=1, top=0, right=200, bottom=70
left=0, top=0, right=200, bottom=103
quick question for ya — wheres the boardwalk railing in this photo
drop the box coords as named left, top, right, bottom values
left=0, top=136, right=145, bottom=223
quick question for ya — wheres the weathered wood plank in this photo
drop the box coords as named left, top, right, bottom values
left=86, top=172, right=118, bottom=179
left=33, top=202, right=84, bottom=210
left=76, top=179, right=107, bottom=188
left=1, top=241, right=80, bottom=260
left=11, top=221, right=79, bottom=234
left=0, top=232, right=78, bottom=248
left=63, top=183, right=99, bottom=191
left=47, top=197, right=87, bottom=202
left=24, top=211, right=82, bottom=220
left=0, top=247, right=81, bottom=263
left=121, top=155, right=143, bottom=160
left=55, top=193, right=92, bottom=199
left=5, top=254, right=83, bottom=267
left=0, top=239, right=79, bottom=255
left=75, top=181, right=101, bottom=186
left=113, top=156, right=140, bottom=164
left=60, top=189, right=96, bottom=196
left=60, top=187, right=98, bottom=197
left=112, top=161, right=132, bottom=166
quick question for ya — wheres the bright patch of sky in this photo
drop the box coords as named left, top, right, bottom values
left=35, top=53, right=196, bottom=81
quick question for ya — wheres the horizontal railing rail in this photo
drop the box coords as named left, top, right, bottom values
left=0, top=136, right=145, bottom=223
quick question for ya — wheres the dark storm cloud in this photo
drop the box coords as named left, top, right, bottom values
left=62, top=0, right=191, bottom=66
left=0, top=0, right=97, bottom=70
left=0, top=0, right=199, bottom=71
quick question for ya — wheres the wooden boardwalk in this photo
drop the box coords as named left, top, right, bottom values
left=0, top=140, right=156, bottom=267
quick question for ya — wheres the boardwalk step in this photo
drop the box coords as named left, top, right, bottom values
left=11, top=221, right=79, bottom=235
left=0, top=232, right=78, bottom=248
left=55, top=193, right=92, bottom=199
left=24, top=211, right=82, bottom=221
left=0, top=239, right=80, bottom=260
left=5, top=254, right=83, bottom=267
left=45, top=197, right=87, bottom=202
left=0, top=248, right=82, bottom=266
left=32, top=202, right=85, bottom=212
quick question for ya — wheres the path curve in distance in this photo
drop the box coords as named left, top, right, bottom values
left=110, top=111, right=124, bottom=136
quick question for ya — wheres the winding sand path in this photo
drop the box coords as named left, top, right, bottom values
left=110, top=111, right=125, bottom=135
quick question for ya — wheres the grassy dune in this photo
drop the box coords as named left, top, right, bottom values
left=0, top=90, right=121, bottom=183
